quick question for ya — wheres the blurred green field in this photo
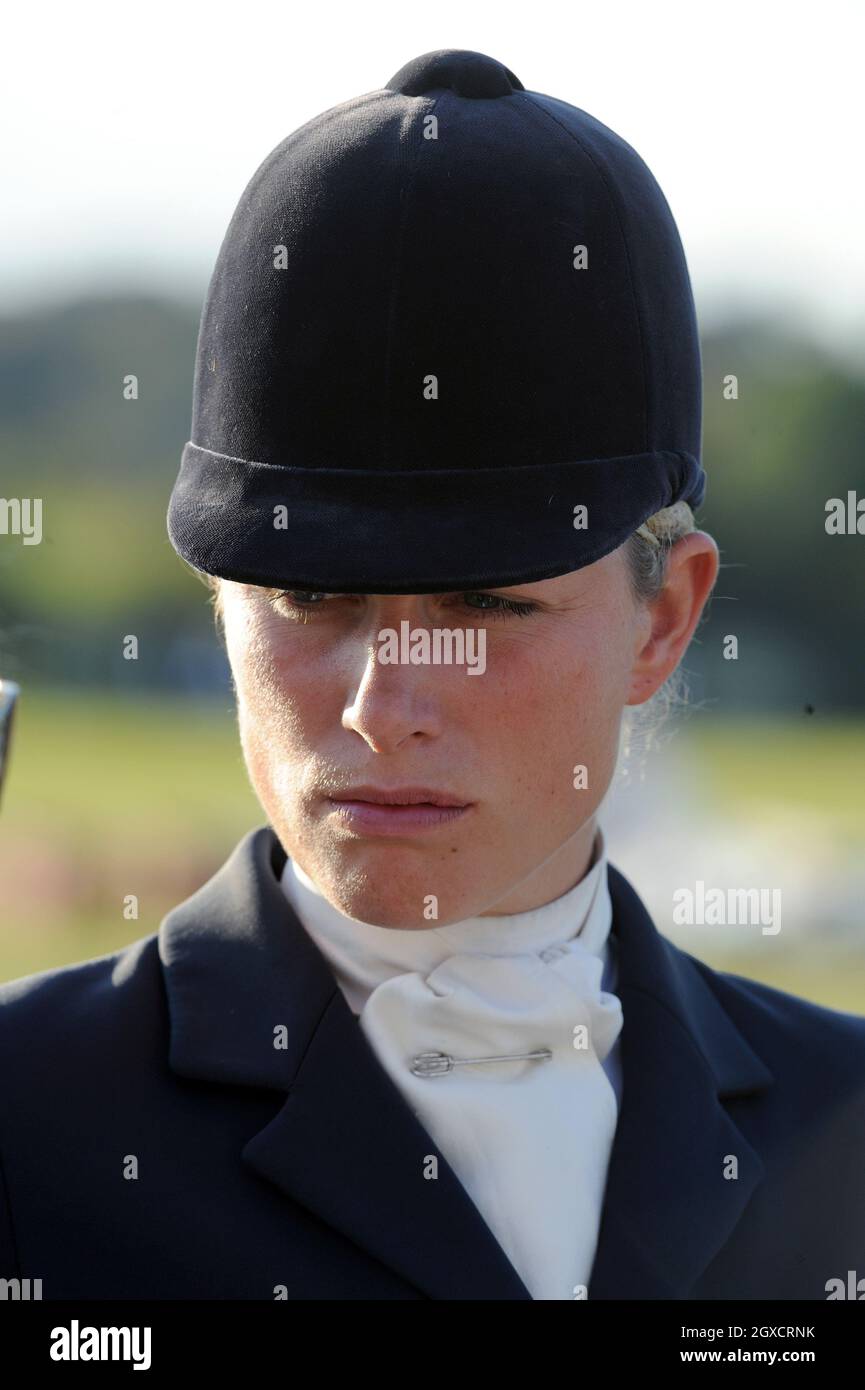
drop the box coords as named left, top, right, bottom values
left=3, top=686, right=257, bottom=842
left=0, top=687, right=261, bottom=982
left=685, top=718, right=865, bottom=833
left=1, top=690, right=863, bottom=1014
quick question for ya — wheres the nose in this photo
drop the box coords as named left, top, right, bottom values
left=341, top=633, right=447, bottom=754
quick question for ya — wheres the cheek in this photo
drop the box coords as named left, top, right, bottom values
left=225, top=612, right=314, bottom=762
left=226, top=606, right=295, bottom=708
left=495, top=625, right=626, bottom=796
left=505, top=622, right=621, bottom=729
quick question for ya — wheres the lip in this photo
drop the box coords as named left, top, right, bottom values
left=329, top=785, right=469, bottom=807
left=327, top=800, right=472, bottom=835
left=325, top=786, right=473, bottom=837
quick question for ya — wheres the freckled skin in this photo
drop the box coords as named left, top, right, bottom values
left=220, top=534, right=718, bottom=929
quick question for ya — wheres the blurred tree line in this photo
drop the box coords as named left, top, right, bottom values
left=0, top=295, right=863, bottom=710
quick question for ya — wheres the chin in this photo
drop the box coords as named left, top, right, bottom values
left=332, top=884, right=445, bottom=931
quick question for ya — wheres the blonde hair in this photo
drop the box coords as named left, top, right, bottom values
left=626, top=500, right=696, bottom=601
left=198, top=567, right=224, bottom=624
left=620, top=500, right=700, bottom=770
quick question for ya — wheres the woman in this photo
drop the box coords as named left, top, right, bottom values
left=1, top=48, right=863, bottom=1302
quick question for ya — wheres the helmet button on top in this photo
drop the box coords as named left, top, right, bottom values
left=385, top=48, right=524, bottom=99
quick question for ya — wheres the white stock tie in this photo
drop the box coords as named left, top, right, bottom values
left=359, top=935, right=623, bottom=1300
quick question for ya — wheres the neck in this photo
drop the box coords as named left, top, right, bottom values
left=478, top=817, right=599, bottom=916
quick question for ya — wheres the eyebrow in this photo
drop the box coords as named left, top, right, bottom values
left=258, top=585, right=550, bottom=605
left=263, top=587, right=528, bottom=597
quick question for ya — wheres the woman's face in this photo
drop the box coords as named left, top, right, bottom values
left=220, top=534, right=718, bottom=927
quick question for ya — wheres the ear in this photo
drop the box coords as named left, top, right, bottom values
left=626, top=532, right=719, bottom=705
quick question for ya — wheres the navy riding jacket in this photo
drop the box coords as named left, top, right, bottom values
left=1, top=825, right=863, bottom=1299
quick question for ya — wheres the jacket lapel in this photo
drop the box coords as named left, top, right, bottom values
left=587, top=864, right=774, bottom=1298
left=159, top=824, right=531, bottom=1299
left=159, top=824, right=774, bottom=1300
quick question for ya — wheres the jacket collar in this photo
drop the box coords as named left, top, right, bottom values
left=159, top=824, right=773, bottom=1299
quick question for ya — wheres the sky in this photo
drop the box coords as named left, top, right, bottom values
left=3, top=0, right=864, bottom=365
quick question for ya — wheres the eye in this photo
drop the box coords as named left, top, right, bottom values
left=265, top=589, right=347, bottom=622
left=458, top=592, right=538, bottom=619
left=267, top=589, right=343, bottom=616
left=265, top=590, right=538, bottom=620
left=273, top=590, right=331, bottom=606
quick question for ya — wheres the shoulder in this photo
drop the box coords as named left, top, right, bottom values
left=0, top=934, right=165, bottom=1090
left=0, top=931, right=162, bottom=1016
left=684, top=948, right=865, bottom=1082
left=610, top=857, right=865, bottom=1075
